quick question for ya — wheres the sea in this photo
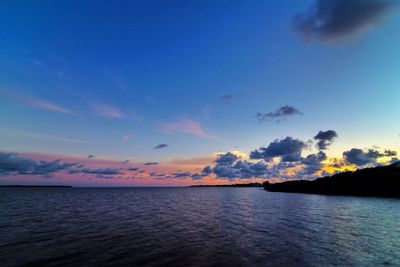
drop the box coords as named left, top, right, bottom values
left=1, top=187, right=399, bottom=266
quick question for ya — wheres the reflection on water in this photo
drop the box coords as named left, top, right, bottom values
left=1, top=187, right=399, bottom=266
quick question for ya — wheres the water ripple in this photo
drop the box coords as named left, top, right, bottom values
left=0, top=188, right=400, bottom=266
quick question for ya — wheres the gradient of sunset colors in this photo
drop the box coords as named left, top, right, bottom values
left=1, top=0, right=400, bottom=186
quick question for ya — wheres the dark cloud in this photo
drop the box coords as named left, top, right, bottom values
left=215, top=152, right=239, bottom=165
left=127, top=167, right=140, bottom=171
left=202, top=166, right=213, bottom=174
left=384, top=149, right=397, bottom=157
left=213, top=160, right=270, bottom=179
left=256, top=105, right=303, bottom=123
left=190, top=173, right=205, bottom=180
left=171, top=171, right=192, bottom=178
left=342, top=148, right=391, bottom=166
left=203, top=135, right=332, bottom=180
left=250, top=137, right=307, bottom=162
left=215, top=92, right=247, bottom=103
left=33, top=160, right=77, bottom=176
left=152, top=171, right=207, bottom=180
left=144, top=162, right=158, bottom=166
left=87, top=155, right=94, bottom=159
left=95, top=174, right=117, bottom=179
left=216, top=94, right=234, bottom=102
left=314, top=130, right=338, bottom=150
left=122, top=160, right=129, bottom=163
left=69, top=168, right=121, bottom=176
left=0, top=152, right=78, bottom=177
left=206, top=152, right=272, bottom=179
left=390, top=157, right=399, bottom=165
left=0, top=152, right=36, bottom=175
left=197, top=133, right=397, bottom=180
left=149, top=172, right=166, bottom=177
left=154, top=144, right=168, bottom=149
left=301, top=151, right=327, bottom=175
left=293, top=0, right=398, bottom=43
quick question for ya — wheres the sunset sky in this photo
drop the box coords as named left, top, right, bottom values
left=1, top=0, right=400, bottom=186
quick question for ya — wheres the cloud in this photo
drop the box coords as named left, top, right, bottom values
left=215, top=152, right=239, bottom=165
left=87, top=155, right=94, bottom=159
left=171, top=171, right=192, bottom=178
left=0, top=152, right=78, bottom=177
left=154, top=144, right=168, bottom=149
left=208, top=152, right=271, bottom=179
left=127, top=167, right=140, bottom=171
left=69, top=168, right=122, bottom=179
left=390, top=157, right=400, bottom=165
left=300, top=151, right=327, bottom=175
left=0, top=129, right=90, bottom=144
left=202, top=166, right=213, bottom=174
left=250, top=137, right=307, bottom=162
left=216, top=94, right=235, bottom=103
left=158, top=152, right=270, bottom=180
left=343, top=148, right=396, bottom=166
left=314, top=130, right=338, bottom=150
left=203, top=150, right=327, bottom=180
left=122, top=134, right=131, bottom=142
left=190, top=173, right=204, bottom=180
left=214, top=91, right=251, bottom=103
left=161, top=118, right=219, bottom=140
left=293, top=0, right=399, bottom=43
left=144, top=162, right=158, bottom=166
left=200, top=133, right=342, bottom=180
left=384, top=149, right=397, bottom=157
left=91, top=103, right=124, bottom=118
left=256, top=105, right=303, bottom=123
left=30, top=100, right=73, bottom=114
left=149, top=172, right=166, bottom=177
left=0, top=89, right=73, bottom=114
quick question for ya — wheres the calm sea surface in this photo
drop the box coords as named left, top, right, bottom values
left=1, top=187, right=399, bottom=267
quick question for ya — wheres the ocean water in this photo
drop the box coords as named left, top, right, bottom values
left=0, top=187, right=399, bottom=267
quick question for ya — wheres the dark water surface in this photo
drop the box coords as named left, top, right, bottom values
left=1, top=187, right=399, bottom=267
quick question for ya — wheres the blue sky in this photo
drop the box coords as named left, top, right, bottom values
left=0, top=0, right=399, bottom=185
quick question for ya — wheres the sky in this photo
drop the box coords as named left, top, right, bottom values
left=1, top=0, right=400, bottom=186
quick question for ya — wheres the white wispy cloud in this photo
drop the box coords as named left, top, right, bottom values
left=0, top=129, right=90, bottom=144
left=0, top=89, right=74, bottom=114
left=91, top=102, right=124, bottom=118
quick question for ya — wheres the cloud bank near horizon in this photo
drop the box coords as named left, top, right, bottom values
left=0, top=130, right=398, bottom=184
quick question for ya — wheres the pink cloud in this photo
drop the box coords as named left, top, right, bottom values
left=30, top=99, right=73, bottom=114
left=91, top=103, right=124, bottom=118
left=0, top=89, right=73, bottom=114
left=161, top=118, right=220, bottom=140
left=0, top=151, right=211, bottom=186
left=0, top=129, right=90, bottom=144
left=122, top=134, right=131, bottom=141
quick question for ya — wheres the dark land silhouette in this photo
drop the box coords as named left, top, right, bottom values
left=0, top=185, right=72, bottom=188
left=263, top=162, right=400, bottom=198
left=191, top=182, right=263, bottom=188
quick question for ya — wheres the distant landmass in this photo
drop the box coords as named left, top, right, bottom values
left=191, top=182, right=263, bottom=188
left=0, top=185, right=72, bottom=188
left=263, top=162, right=400, bottom=198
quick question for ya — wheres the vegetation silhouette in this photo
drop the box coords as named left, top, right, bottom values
left=263, top=162, right=400, bottom=198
